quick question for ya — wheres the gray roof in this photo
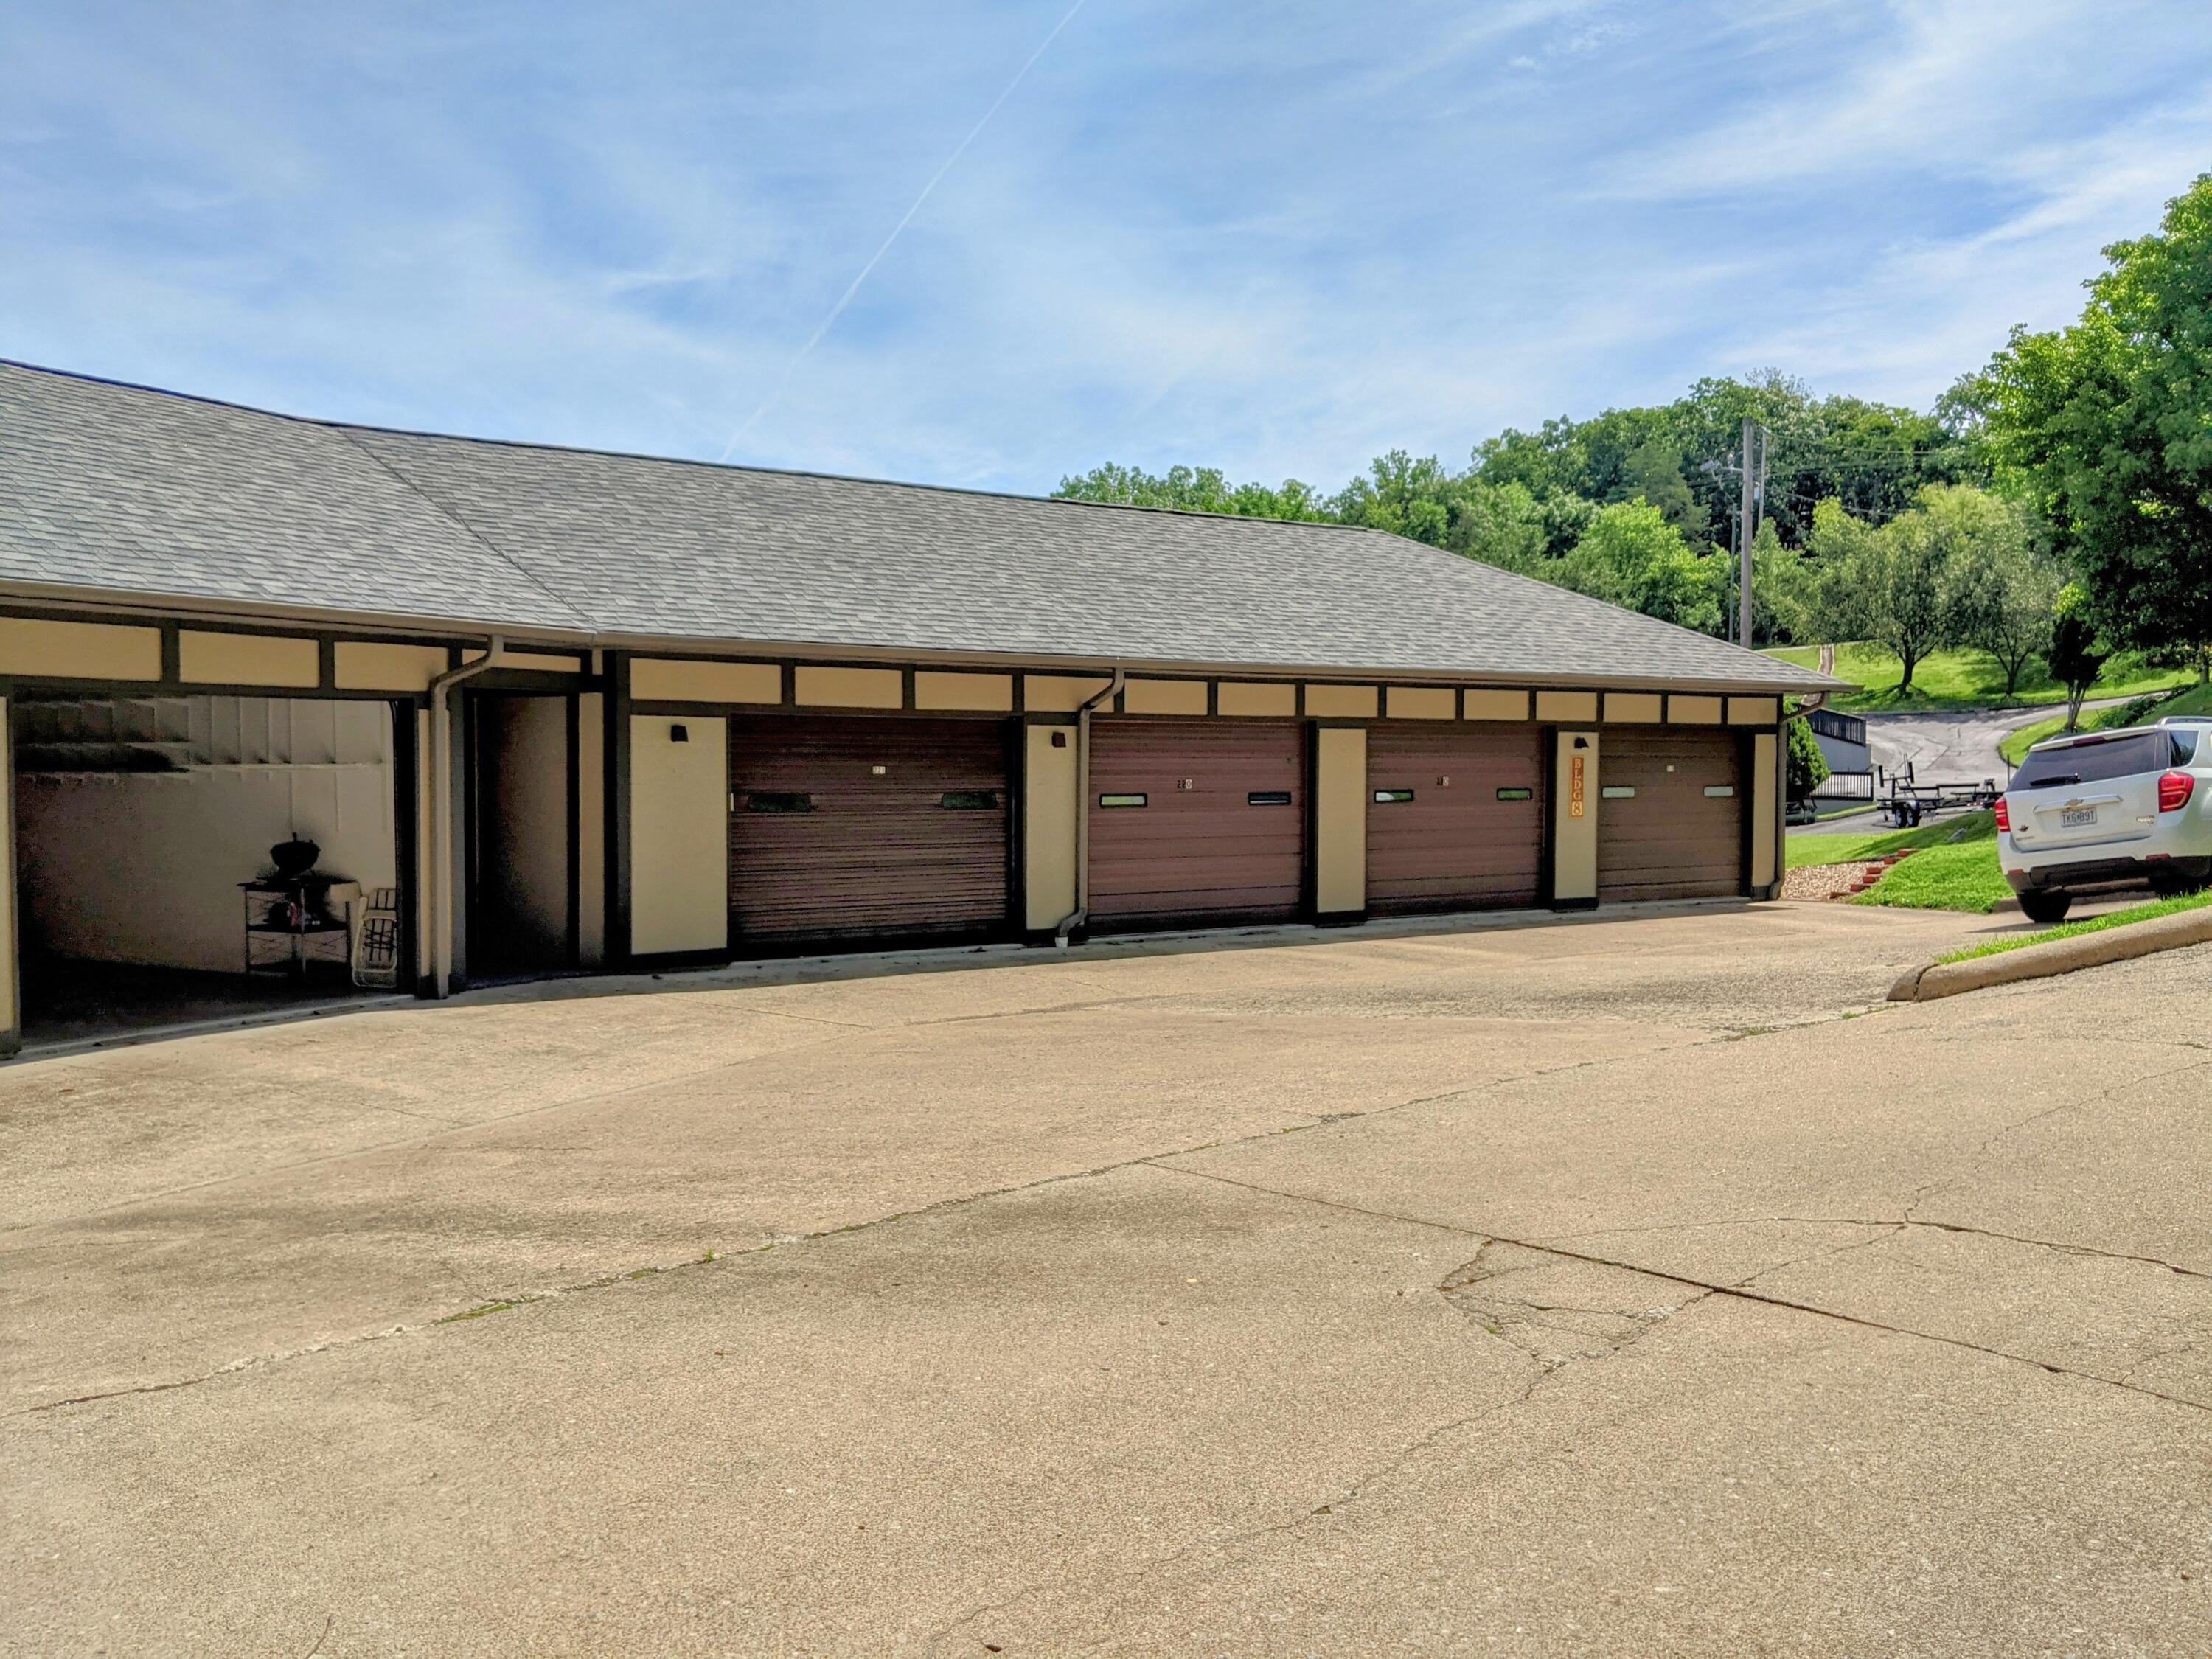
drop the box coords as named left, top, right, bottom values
left=0, top=361, right=1842, bottom=692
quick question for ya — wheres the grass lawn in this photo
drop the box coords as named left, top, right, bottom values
left=1998, top=681, right=2212, bottom=766
left=1765, top=642, right=2194, bottom=714
left=1786, top=809, right=1994, bottom=871
left=1787, top=810, right=2012, bottom=913
left=1935, top=888, right=2212, bottom=964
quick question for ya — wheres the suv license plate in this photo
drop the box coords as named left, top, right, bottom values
left=2061, top=807, right=2098, bottom=828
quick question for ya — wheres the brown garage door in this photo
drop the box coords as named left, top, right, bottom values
left=1598, top=728, right=1745, bottom=903
left=1087, top=719, right=1304, bottom=929
left=728, top=715, right=1009, bottom=947
left=1366, top=723, right=1548, bottom=916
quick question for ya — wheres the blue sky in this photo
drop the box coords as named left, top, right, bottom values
left=5, top=1, right=2210, bottom=495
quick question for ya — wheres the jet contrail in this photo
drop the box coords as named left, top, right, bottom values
left=718, top=0, right=1088, bottom=462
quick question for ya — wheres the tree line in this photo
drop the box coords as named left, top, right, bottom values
left=1056, top=172, right=2212, bottom=709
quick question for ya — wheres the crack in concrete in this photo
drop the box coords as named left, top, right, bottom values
left=1152, top=1164, right=2212, bottom=1416
left=1902, top=1056, right=2212, bottom=1222
left=925, top=1245, right=1714, bottom=1654
left=9, top=1024, right=1759, bottom=1417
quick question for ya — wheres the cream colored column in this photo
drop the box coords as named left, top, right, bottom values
left=1312, top=726, right=1368, bottom=919
left=1023, top=723, right=1079, bottom=933
left=629, top=714, right=729, bottom=956
left=1750, top=731, right=1780, bottom=896
left=1552, top=729, right=1599, bottom=908
left=0, top=695, right=18, bottom=1056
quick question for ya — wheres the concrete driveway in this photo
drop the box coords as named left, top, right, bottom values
left=5, top=901, right=2209, bottom=1656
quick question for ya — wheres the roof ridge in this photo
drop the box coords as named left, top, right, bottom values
left=323, top=425, right=597, bottom=634
left=0, top=357, right=1375, bottom=538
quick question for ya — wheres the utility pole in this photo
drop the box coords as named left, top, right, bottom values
left=1738, top=415, right=1757, bottom=650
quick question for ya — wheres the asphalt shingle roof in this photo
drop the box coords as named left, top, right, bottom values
left=1, top=362, right=1842, bottom=692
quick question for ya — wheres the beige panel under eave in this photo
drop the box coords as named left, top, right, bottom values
left=180, top=630, right=320, bottom=689
left=795, top=665, right=903, bottom=709
left=1462, top=689, right=1531, bottom=723
left=1604, top=692, right=1662, bottom=724
left=1729, top=696, right=1781, bottom=726
left=0, top=617, right=161, bottom=681
left=1123, top=678, right=1208, bottom=716
left=1025, top=675, right=1114, bottom=712
left=1386, top=686, right=1455, bottom=720
left=914, top=671, right=1014, bottom=712
left=1670, top=695, right=1724, bottom=725
left=1535, top=689, right=1599, bottom=724
left=1304, top=684, right=1377, bottom=719
left=335, top=642, right=451, bottom=692
left=631, top=658, right=782, bottom=704
left=1217, top=682, right=1295, bottom=717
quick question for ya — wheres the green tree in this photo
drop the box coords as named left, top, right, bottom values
left=1054, top=462, right=1330, bottom=521
left=1800, top=494, right=1955, bottom=691
left=1984, top=174, right=2212, bottom=670
left=1444, top=480, right=1551, bottom=576
left=2048, top=582, right=2110, bottom=730
left=1786, top=717, right=1830, bottom=803
left=1934, top=487, right=2057, bottom=697
left=1557, top=501, right=1719, bottom=633
left=1331, top=450, right=1457, bottom=545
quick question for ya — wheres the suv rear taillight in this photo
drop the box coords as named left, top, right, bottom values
left=2159, top=771, right=2195, bottom=813
left=1994, top=796, right=2011, bottom=832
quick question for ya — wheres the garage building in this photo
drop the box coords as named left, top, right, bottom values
left=0, top=362, right=1844, bottom=1052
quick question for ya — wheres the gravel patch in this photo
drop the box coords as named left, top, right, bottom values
left=1784, top=861, right=1876, bottom=902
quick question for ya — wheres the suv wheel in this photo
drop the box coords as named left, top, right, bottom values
left=2020, top=890, right=2073, bottom=925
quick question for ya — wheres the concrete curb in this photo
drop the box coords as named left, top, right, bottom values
left=1889, top=905, right=2212, bottom=1002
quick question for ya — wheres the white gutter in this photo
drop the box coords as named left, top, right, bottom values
left=426, top=637, right=504, bottom=996
left=1054, top=667, right=1127, bottom=945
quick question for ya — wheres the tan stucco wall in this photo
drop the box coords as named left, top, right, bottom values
left=914, top=671, right=1013, bottom=712
left=1305, top=684, right=1377, bottom=720
left=577, top=693, right=606, bottom=966
left=335, top=642, right=448, bottom=692
left=178, top=630, right=320, bottom=689
left=1604, top=692, right=1662, bottom=724
left=1730, top=696, right=1781, bottom=726
left=1536, top=689, right=1599, bottom=724
left=1123, top=678, right=1208, bottom=717
left=1313, top=726, right=1366, bottom=914
left=1553, top=729, right=1599, bottom=903
left=1386, top=686, right=1455, bottom=720
left=1463, top=689, right=1531, bottom=722
left=1025, top=675, right=1114, bottom=713
left=1023, top=724, right=1079, bottom=931
left=1216, top=682, right=1295, bottom=717
left=1751, top=731, right=1779, bottom=892
left=501, top=650, right=581, bottom=675
left=0, top=696, right=16, bottom=1051
left=631, top=658, right=781, bottom=704
left=0, top=617, right=161, bottom=681
left=796, top=666, right=902, bottom=709
left=1670, top=695, right=1723, bottom=725
left=629, top=714, right=729, bottom=956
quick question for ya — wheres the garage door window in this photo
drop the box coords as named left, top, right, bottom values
left=1374, top=788, right=1414, bottom=803
left=1099, top=793, right=1147, bottom=808
left=939, top=790, right=998, bottom=810
left=1247, top=790, right=1293, bottom=806
left=747, top=791, right=814, bottom=813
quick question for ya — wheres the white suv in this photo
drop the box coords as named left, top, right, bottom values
left=1998, top=718, right=2211, bottom=924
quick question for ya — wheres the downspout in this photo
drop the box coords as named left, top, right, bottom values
left=1054, top=666, right=1127, bottom=945
left=427, top=636, right=504, bottom=997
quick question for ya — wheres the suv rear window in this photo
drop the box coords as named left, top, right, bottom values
left=2013, top=732, right=2188, bottom=789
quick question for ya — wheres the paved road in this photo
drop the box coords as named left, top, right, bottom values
left=6, top=904, right=2208, bottom=1655
left=1861, top=695, right=2139, bottom=790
